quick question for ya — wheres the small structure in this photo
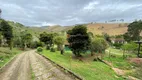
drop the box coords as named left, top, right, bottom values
left=134, top=41, right=142, bottom=57
left=111, top=38, right=126, bottom=44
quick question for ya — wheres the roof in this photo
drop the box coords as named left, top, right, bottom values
left=110, top=38, right=125, bottom=42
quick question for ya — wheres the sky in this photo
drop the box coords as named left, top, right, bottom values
left=0, top=0, right=142, bottom=27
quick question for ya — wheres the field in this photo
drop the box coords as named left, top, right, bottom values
left=41, top=50, right=124, bottom=80
left=87, top=23, right=128, bottom=35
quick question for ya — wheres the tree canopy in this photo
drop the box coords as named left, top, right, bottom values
left=21, top=31, right=33, bottom=49
left=90, top=38, right=108, bottom=53
left=121, top=42, right=137, bottom=52
left=39, top=32, right=58, bottom=47
left=0, top=19, right=13, bottom=49
left=67, top=25, right=90, bottom=57
left=124, top=20, right=142, bottom=42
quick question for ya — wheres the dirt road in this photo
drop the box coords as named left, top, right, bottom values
left=0, top=50, right=74, bottom=80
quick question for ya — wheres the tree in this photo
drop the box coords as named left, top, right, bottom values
left=90, top=38, right=108, bottom=56
left=21, top=31, right=32, bottom=49
left=88, top=32, right=94, bottom=39
left=103, top=33, right=111, bottom=43
left=121, top=42, right=137, bottom=58
left=31, top=41, right=44, bottom=48
left=0, top=32, right=3, bottom=46
left=124, top=20, right=142, bottom=42
left=39, top=32, right=57, bottom=47
left=67, top=25, right=90, bottom=57
left=54, top=36, right=66, bottom=54
left=0, top=19, right=13, bottom=50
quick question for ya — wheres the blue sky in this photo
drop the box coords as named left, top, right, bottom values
left=0, top=0, right=142, bottom=26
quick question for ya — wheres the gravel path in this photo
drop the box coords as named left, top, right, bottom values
left=0, top=50, right=74, bottom=80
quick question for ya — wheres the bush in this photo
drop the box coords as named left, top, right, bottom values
left=37, top=47, right=43, bottom=52
left=46, top=45, right=50, bottom=50
left=113, top=43, right=123, bottom=49
left=31, top=41, right=44, bottom=48
left=50, top=47, right=56, bottom=52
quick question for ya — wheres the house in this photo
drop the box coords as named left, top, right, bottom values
left=110, top=38, right=126, bottom=44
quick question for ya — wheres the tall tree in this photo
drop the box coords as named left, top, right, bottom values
left=0, top=19, right=13, bottom=50
left=67, top=25, right=90, bottom=57
left=21, top=31, right=32, bottom=49
left=103, top=33, right=111, bottom=43
left=124, top=20, right=142, bottom=42
left=39, top=32, right=57, bottom=47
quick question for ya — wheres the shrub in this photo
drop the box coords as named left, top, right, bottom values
left=46, top=45, right=50, bottom=50
left=50, top=47, right=56, bottom=52
left=37, top=47, right=43, bottom=52
left=113, top=43, right=123, bottom=49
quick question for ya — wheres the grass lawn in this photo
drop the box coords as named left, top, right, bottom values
left=106, top=47, right=136, bottom=57
left=0, top=47, right=22, bottom=68
left=41, top=50, right=124, bottom=80
left=103, top=56, right=133, bottom=70
left=105, top=47, right=137, bottom=70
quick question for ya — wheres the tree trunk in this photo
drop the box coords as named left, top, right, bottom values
left=60, top=45, right=64, bottom=55
left=9, top=40, right=13, bottom=50
left=24, top=42, right=27, bottom=50
left=123, top=50, right=125, bottom=59
left=60, top=49, right=64, bottom=55
left=57, top=45, right=60, bottom=51
left=138, top=43, right=141, bottom=57
left=91, top=51, right=94, bottom=56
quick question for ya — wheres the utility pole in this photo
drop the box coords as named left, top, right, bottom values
left=134, top=41, right=142, bottom=57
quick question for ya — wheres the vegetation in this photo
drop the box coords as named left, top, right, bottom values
left=124, top=20, right=142, bottom=42
left=103, top=33, right=111, bottom=43
left=0, top=47, right=22, bottom=68
left=67, top=25, right=90, bottom=57
left=90, top=38, right=108, bottom=56
left=121, top=42, right=137, bottom=52
left=39, top=32, right=57, bottom=47
left=41, top=50, right=124, bottom=80
left=54, top=36, right=66, bottom=54
left=113, top=43, right=123, bottom=49
left=0, top=10, right=142, bottom=79
left=50, top=47, right=56, bottom=52
left=37, top=47, right=43, bottom=52
left=21, top=31, right=33, bottom=49
left=0, top=19, right=13, bottom=50
left=132, top=64, right=142, bottom=79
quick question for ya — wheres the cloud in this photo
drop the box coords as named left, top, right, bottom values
left=0, top=0, right=142, bottom=26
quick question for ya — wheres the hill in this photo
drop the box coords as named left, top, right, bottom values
left=87, top=23, right=128, bottom=36
left=30, top=23, right=128, bottom=36
left=6, top=20, right=129, bottom=36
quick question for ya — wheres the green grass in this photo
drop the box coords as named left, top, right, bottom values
left=107, top=48, right=123, bottom=55
left=30, top=65, right=35, bottom=80
left=41, top=50, right=124, bottom=80
left=106, top=47, right=137, bottom=60
left=103, top=57, right=133, bottom=70
left=0, top=47, right=22, bottom=68
left=105, top=48, right=136, bottom=70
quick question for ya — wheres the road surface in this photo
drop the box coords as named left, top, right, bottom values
left=0, top=50, right=74, bottom=80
